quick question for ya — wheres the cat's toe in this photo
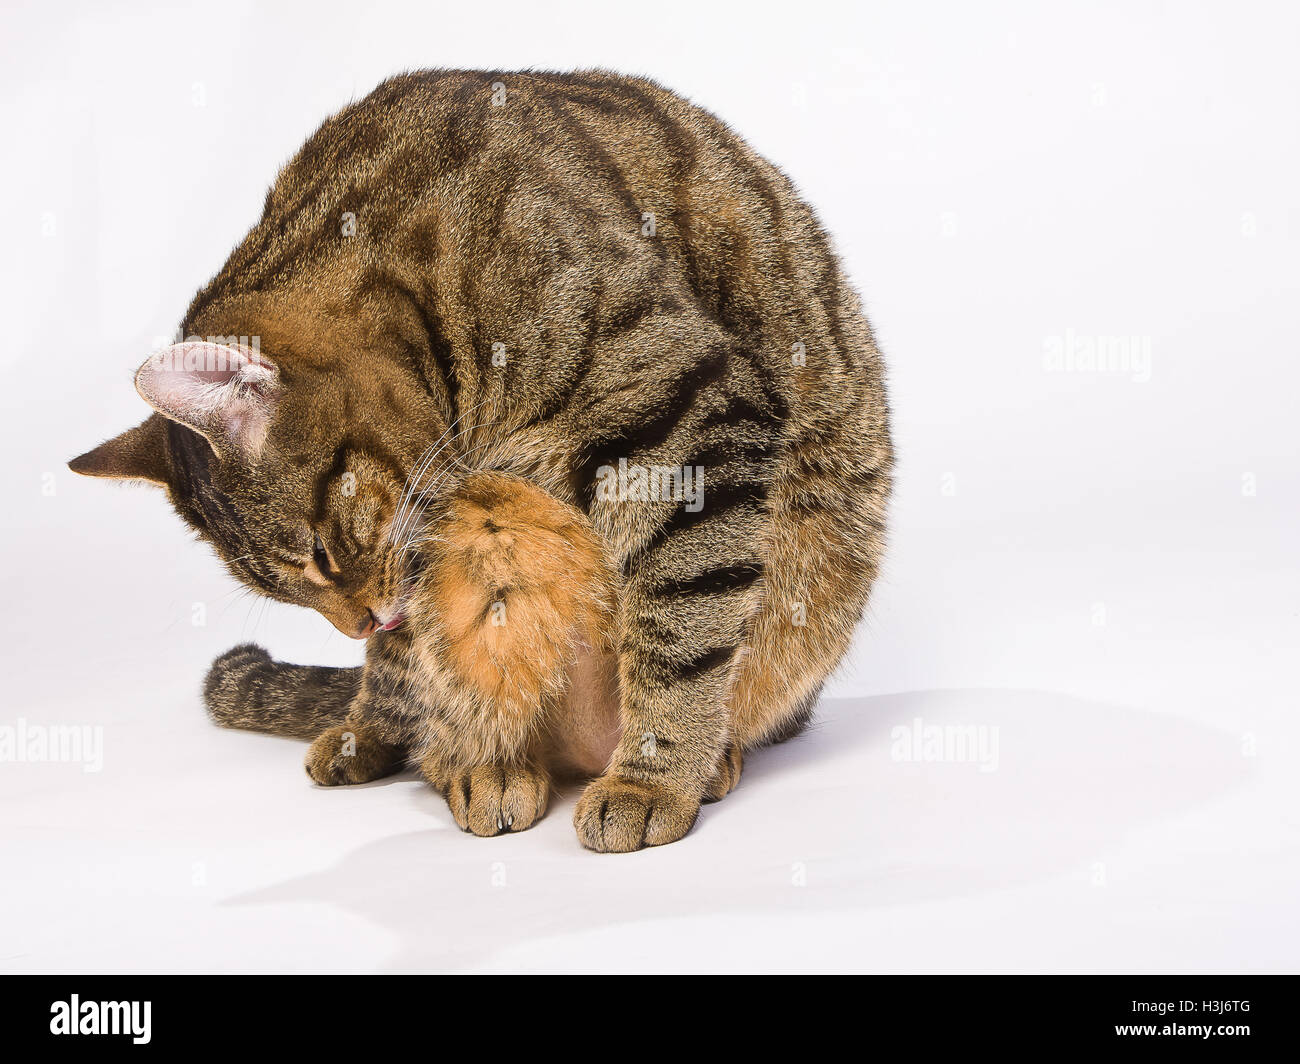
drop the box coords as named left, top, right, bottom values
left=445, top=765, right=548, bottom=836
left=573, top=775, right=700, bottom=852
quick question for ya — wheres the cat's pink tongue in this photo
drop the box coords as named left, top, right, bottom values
left=379, top=614, right=405, bottom=632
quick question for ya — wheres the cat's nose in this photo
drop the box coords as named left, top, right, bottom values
left=356, top=609, right=380, bottom=639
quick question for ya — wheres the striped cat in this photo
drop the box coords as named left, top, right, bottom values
left=69, top=70, right=893, bottom=851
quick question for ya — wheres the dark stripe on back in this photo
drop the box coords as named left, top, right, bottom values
left=574, top=342, right=730, bottom=511
left=640, top=479, right=768, bottom=557
left=650, top=562, right=762, bottom=598
left=638, top=642, right=737, bottom=689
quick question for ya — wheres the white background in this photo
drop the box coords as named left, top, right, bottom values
left=1, top=0, right=1296, bottom=972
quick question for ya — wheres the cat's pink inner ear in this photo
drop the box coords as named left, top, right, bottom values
left=134, top=342, right=280, bottom=461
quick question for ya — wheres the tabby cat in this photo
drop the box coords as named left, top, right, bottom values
left=69, top=70, right=892, bottom=851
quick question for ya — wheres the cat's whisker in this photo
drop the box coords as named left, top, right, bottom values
left=389, top=435, right=455, bottom=545
left=389, top=422, right=499, bottom=553
left=394, top=414, right=496, bottom=525
left=401, top=426, right=499, bottom=510
left=388, top=399, right=494, bottom=546
left=389, top=424, right=465, bottom=546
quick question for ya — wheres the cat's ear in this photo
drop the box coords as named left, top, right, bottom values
left=68, top=414, right=171, bottom=486
left=133, top=342, right=281, bottom=463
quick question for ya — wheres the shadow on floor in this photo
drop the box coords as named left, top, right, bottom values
left=227, top=688, right=1251, bottom=970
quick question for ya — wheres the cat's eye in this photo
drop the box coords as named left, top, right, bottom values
left=301, top=532, right=336, bottom=588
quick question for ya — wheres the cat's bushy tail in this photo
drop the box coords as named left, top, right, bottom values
left=203, top=643, right=360, bottom=741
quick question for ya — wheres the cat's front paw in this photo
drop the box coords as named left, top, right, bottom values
left=444, top=764, right=549, bottom=836
left=305, top=725, right=404, bottom=786
left=573, top=775, right=701, bottom=852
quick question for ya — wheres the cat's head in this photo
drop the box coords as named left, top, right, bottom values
left=70, top=339, right=439, bottom=639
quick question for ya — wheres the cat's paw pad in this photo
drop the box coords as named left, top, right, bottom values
left=445, top=765, right=549, bottom=836
left=305, top=726, right=403, bottom=786
left=703, top=743, right=743, bottom=803
left=573, top=775, right=700, bottom=852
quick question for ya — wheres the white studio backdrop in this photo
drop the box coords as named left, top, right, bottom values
left=0, top=1, right=1296, bottom=972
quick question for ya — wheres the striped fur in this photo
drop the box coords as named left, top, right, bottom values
left=72, top=70, right=893, bottom=851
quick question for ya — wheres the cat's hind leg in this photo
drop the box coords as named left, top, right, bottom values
left=727, top=428, right=892, bottom=749
left=204, top=643, right=361, bottom=740
left=203, top=642, right=407, bottom=784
